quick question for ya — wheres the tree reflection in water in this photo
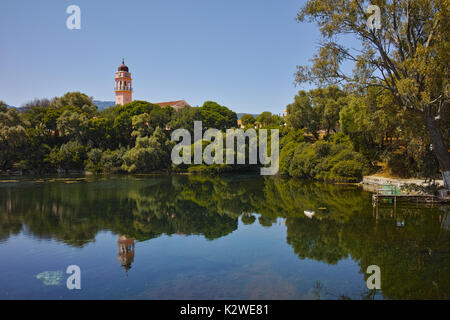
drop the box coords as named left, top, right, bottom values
left=0, top=175, right=449, bottom=299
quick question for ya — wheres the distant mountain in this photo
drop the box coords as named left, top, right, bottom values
left=7, top=105, right=26, bottom=112
left=93, top=100, right=116, bottom=111
left=5, top=100, right=260, bottom=118
left=236, top=113, right=259, bottom=120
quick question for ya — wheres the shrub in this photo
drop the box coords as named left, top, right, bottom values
left=329, top=160, right=366, bottom=182
left=282, top=139, right=369, bottom=182
left=48, top=141, right=87, bottom=171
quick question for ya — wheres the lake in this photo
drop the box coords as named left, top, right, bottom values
left=0, top=174, right=449, bottom=299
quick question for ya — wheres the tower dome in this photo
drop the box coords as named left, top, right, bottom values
left=118, top=58, right=129, bottom=72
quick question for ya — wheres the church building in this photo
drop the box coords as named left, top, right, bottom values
left=114, top=59, right=190, bottom=110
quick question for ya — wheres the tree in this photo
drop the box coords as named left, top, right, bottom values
left=87, top=117, right=114, bottom=149
left=286, top=91, right=321, bottom=138
left=296, top=0, right=450, bottom=187
left=131, top=113, right=153, bottom=138
left=52, top=92, right=97, bottom=116
left=48, top=140, right=87, bottom=171
left=200, top=101, right=237, bottom=131
left=255, top=112, right=273, bottom=127
left=0, top=103, right=29, bottom=171
left=310, top=86, right=346, bottom=135
left=21, top=98, right=52, bottom=113
left=169, top=106, right=203, bottom=135
left=122, top=127, right=174, bottom=173
left=287, top=87, right=346, bottom=138
left=149, top=106, right=174, bottom=129
left=112, top=100, right=160, bottom=147
left=56, top=110, right=89, bottom=141
left=240, top=114, right=256, bottom=126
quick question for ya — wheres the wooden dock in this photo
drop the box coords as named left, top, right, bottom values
left=372, top=189, right=449, bottom=206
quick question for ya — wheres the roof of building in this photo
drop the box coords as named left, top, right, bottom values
left=155, top=100, right=190, bottom=111
left=118, top=59, right=129, bottom=72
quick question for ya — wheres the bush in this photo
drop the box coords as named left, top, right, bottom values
left=281, top=139, right=369, bottom=182
left=85, top=148, right=125, bottom=173
left=122, top=127, right=173, bottom=173
left=329, top=160, right=366, bottom=181
left=100, top=148, right=125, bottom=173
left=48, top=141, right=87, bottom=171
left=85, top=148, right=103, bottom=172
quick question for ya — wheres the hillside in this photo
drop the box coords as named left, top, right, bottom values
left=93, top=100, right=115, bottom=110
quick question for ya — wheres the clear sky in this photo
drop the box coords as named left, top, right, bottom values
left=1, top=0, right=323, bottom=114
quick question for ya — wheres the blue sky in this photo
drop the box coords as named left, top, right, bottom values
left=1, top=0, right=325, bottom=114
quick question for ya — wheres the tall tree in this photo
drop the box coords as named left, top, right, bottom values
left=52, top=92, right=97, bottom=116
left=201, top=101, right=238, bottom=131
left=0, top=103, right=29, bottom=170
left=296, top=0, right=450, bottom=187
left=240, top=114, right=256, bottom=126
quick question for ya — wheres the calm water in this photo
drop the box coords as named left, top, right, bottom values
left=0, top=175, right=449, bottom=300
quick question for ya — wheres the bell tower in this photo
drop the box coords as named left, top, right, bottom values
left=115, top=59, right=133, bottom=105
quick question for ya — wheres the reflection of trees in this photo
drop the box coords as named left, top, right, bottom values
left=180, top=175, right=264, bottom=218
left=0, top=176, right=449, bottom=299
left=259, top=177, right=450, bottom=299
left=286, top=218, right=348, bottom=264
left=241, top=213, right=256, bottom=225
left=339, top=206, right=450, bottom=299
left=0, top=176, right=250, bottom=244
left=256, top=177, right=369, bottom=221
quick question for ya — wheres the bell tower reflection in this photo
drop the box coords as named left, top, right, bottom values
left=117, top=235, right=135, bottom=273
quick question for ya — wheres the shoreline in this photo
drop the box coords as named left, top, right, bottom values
left=361, top=175, right=444, bottom=190
left=361, top=175, right=449, bottom=203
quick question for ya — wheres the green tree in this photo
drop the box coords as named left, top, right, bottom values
left=240, top=114, right=256, bottom=126
left=0, top=103, right=29, bottom=171
left=131, top=113, right=153, bottom=138
left=112, top=100, right=160, bottom=147
left=255, top=111, right=273, bottom=127
left=122, top=127, right=174, bottom=173
left=296, top=0, right=450, bottom=186
left=56, top=110, right=89, bottom=142
left=87, top=117, right=114, bottom=149
left=286, top=91, right=321, bottom=138
left=48, top=140, right=87, bottom=171
left=168, top=106, right=203, bottom=135
left=200, top=101, right=237, bottom=131
left=287, top=87, right=346, bottom=138
left=52, top=92, right=97, bottom=116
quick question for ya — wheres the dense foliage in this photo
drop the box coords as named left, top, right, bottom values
left=295, top=0, right=449, bottom=186
left=0, top=83, right=443, bottom=182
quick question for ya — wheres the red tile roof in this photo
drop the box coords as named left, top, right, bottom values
left=155, top=100, right=190, bottom=111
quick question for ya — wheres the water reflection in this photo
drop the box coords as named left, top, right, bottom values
left=0, top=175, right=449, bottom=299
left=118, top=235, right=135, bottom=273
